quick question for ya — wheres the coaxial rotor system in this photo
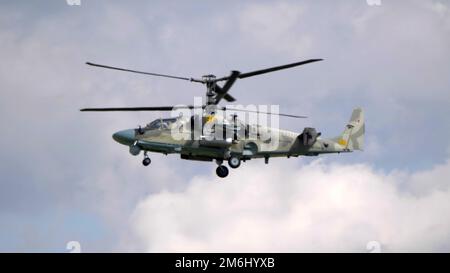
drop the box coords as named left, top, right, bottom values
left=81, top=59, right=323, bottom=118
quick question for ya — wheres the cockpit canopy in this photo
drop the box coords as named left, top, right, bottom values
left=142, top=115, right=249, bottom=132
left=145, top=118, right=177, bottom=130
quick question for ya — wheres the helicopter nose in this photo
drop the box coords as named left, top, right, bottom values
left=112, top=129, right=135, bottom=145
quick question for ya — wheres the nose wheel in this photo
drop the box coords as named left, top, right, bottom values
left=142, top=152, right=151, bottom=166
left=216, top=165, right=229, bottom=178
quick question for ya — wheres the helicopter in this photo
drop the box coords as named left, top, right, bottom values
left=81, top=59, right=364, bottom=178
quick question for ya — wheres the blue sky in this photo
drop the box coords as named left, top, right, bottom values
left=1, top=0, right=450, bottom=252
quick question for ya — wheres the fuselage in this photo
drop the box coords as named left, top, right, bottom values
left=112, top=116, right=350, bottom=162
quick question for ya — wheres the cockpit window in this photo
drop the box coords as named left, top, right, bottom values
left=146, top=119, right=161, bottom=130
left=162, top=118, right=177, bottom=124
left=145, top=118, right=178, bottom=130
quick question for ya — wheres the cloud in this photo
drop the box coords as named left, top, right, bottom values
left=130, top=159, right=450, bottom=252
left=237, top=2, right=312, bottom=57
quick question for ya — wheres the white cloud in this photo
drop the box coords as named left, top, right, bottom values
left=130, top=159, right=450, bottom=252
left=238, top=2, right=312, bottom=57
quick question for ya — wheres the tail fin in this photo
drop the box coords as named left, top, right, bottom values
left=334, top=108, right=365, bottom=151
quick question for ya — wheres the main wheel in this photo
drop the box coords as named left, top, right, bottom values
left=228, top=156, right=241, bottom=169
left=142, top=157, right=151, bottom=166
left=216, top=165, right=229, bottom=178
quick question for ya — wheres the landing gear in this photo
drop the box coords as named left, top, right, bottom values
left=142, top=157, right=151, bottom=166
left=228, top=156, right=241, bottom=169
left=216, top=165, right=229, bottom=178
left=142, top=152, right=151, bottom=166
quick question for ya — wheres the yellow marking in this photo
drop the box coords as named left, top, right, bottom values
left=338, top=139, right=347, bottom=146
left=206, top=115, right=216, bottom=123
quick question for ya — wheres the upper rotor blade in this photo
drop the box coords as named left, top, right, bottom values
left=219, top=107, right=307, bottom=119
left=216, top=59, right=323, bottom=81
left=80, top=106, right=197, bottom=112
left=86, top=62, right=203, bottom=83
left=213, top=70, right=240, bottom=104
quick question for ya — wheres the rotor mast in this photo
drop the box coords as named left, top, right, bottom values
left=202, top=74, right=217, bottom=106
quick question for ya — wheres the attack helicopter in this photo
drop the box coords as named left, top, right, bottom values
left=81, top=59, right=364, bottom=178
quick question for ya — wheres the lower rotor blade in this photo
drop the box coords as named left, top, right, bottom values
left=223, top=94, right=236, bottom=102
left=80, top=106, right=197, bottom=112
left=219, top=107, right=307, bottom=119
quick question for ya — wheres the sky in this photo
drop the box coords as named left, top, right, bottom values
left=0, top=0, right=449, bottom=252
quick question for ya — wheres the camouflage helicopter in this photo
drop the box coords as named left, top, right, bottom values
left=81, top=59, right=364, bottom=178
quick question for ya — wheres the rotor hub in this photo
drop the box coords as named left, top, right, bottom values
left=203, top=75, right=217, bottom=105
left=202, top=74, right=216, bottom=81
